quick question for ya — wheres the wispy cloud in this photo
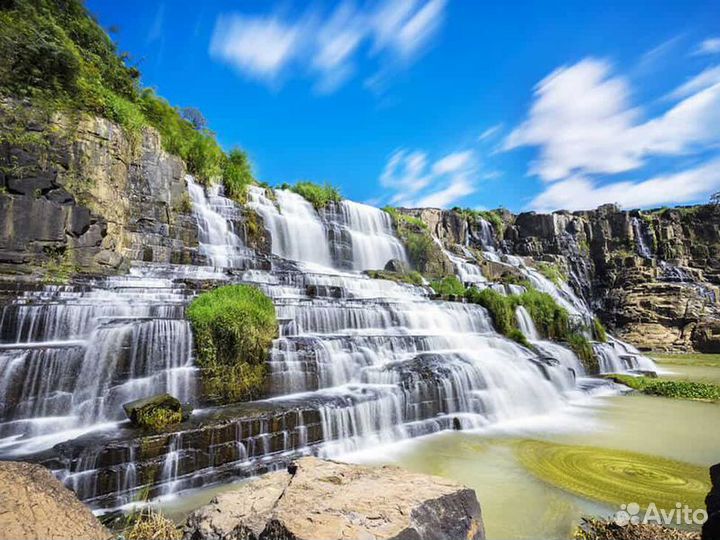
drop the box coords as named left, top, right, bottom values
left=503, top=58, right=720, bottom=182
left=693, top=37, right=720, bottom=56
left=380, top=148, right=477, bottom=208
left=529, top=160, right=720, bottom=212
left=478, top=124, right=503, bottom=142
left=209, top=0, right=447, bottom=94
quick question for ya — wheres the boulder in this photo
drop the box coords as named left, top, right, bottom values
left=0, top=461, right=111, bottom=540
left=384, top=258, right=410, bottom=273
left=123, top=393, right=190, bottom=430
left=183, top=457, right=484, bottom=540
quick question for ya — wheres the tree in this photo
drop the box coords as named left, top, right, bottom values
left=181, top=107, right=207, bottom=131
left=711, top=192, right=720, bottom=206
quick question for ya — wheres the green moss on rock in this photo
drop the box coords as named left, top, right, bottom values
left=187, top=285, right=278, bottom=404
left=123, top=393, right=186, bottom=431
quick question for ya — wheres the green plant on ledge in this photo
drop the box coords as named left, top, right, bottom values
left=430, top=275, right=466, bottom=296
left=535, top=261, right=566, bottom=286
left=187, top=285, right=278, bottom=404
left=592, top=317, right=608, bottom=342
left=287, top=181, right=342, bottom=210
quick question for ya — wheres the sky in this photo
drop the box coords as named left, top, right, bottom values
left=87, top=0, right=720, bottom=213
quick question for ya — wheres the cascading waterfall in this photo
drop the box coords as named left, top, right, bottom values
left=0, top=178, right=657, bottom=510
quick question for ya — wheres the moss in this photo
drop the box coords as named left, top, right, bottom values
left=508, top=328, right=531, bottom=348
left=566, top=332, right=598, bottom=373
left=592, top=317, right=608, bottom=342
left=535, top=261, right=566, bottom=286
left=136, top=406, right=182, bottom=431
left=608, top=374, right=720, bottom=401
left=187, top=285, right=277, bottom=404
left=516, top=440, right=709, bottom=511
left=288, top=181, right=341, bottom=210
left=430, top=276, right=466, bottom=296
left=383, top=208, right=449, bottom=277
left=366, top=269, right=424, bottom=286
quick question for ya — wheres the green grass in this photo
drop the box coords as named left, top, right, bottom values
left=566, top=332, right=598, bottom=373
left=187, top=285, right=277, bottom=404
left=516, top=288, right=570, bottom=340
left=0, top=0, right=255, bottom=195
left=608, top=374, right=720, bottom=401
left=535, top=261, right=566, bottom=286
left=452, top=207, right=506, bottom=236
left=592, top=317, right=607, bottom=343
left=285, top=181, right=341, bottom=209
left=465, top=287, right=517, bottom=336
left=430, top=275, right=466, bottom=296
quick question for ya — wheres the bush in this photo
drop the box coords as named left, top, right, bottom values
left=223, top=148, right=254, bottom=203
left=465, top=287, right=516, bottom=336
left=516, top=288, right=570, bottom=340
left=288, top=181, right=341, bottom=209
left=187, top=285, right=277, bottom=404
left=430, top=276, right=466, bottom=296
left=608, top=375, right=720, bottom=401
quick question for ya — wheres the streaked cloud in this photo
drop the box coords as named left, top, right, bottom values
left=380, top=149, right=477, bottom=208
left=210, top=0, right=447, bottom=93
left=694, top=37, right=720, bottom=56
left=503, top=58, right=720, bottom=182
left=529, top=160, right=720, bottom=212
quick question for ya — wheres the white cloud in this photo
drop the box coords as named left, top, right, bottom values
left=478, top=124, right=503, bottom=142
left=210, top=15, right=305, bottom=82
left=380, top=149, right=477, bottom=208
left=694, top=38, right=720, bottom=56
left=528, top=159, right=720, bottom=212
left=210, top=0, right=447, bottom=93
left=504, top=58, right=720, bottom=182
left=668, top=66, right=720, bottom=100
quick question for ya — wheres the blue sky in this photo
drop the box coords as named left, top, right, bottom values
left=88, top=0, right=720, bottom=212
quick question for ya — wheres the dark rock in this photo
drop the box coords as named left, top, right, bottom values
left=122, top=393, right=187, bottom=429
left=704, top=463, right=720, bottom=540
left=384, top=258, right=410, bottom=273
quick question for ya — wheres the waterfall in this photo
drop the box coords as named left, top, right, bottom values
left=631, top=217, right=654, bottom=259
left=515, top=306, right=539, bottom=340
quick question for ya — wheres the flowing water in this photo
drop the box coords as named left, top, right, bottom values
left=0, top=176, right=659, bottom=514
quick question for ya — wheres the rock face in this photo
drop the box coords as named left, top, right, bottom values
left=400, top=204, right=720, bottom=351
left=704, top=463, right=720, bottom=540
left=0, top=461, right=110, bottom=540
left=0, top=99, right=199, bottom=279
left=183, top=457, right=485, bottom=540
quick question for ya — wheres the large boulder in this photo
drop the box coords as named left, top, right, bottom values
left=123, top=393, right=190, bottom=430
left=183, top=457, right=484, bottom=540
left=0, top=461, right=111, bottom=540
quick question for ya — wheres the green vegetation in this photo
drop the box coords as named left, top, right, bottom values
left=42, top=246, right=77, bottom=285
left=517, top=440, right=709, bottom=517
left=592, top=317, right=607, bottom=342
left=0, top=0, right=255, bottom=198
left=516, top=288, right=569, bottom=340
left=430, top=276, right=466, bottom=297
left=608, top=374, right=720, bottom=401
left=285, top=181, right=341, bottom=209
left=187, top=285, right=278, bottom=404
left=383, top=206, right=428, bottom=230
left=535, top=261, right=566, bottom=286
left=125, top=508, right=181, bottom=540
left=574, top=517, right=698, bottom=540
left=135, top=406, right=182, bottom=431
left=566, top=332, right=598, bottom=373
left=366, top=269, right=424, bottom=286
left=452, top=207, right=506, bottom=236
left=465, top=287, right=517, bottom=336
left=383, top=207, right=450, bottom=277
left=507, top=328, right=532, bottom=348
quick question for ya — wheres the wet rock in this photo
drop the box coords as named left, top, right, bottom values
left=0, top=461, right=111, bottom=540
left=123, top=393, right=189, bottom=430
left=183, top=457, right=484, bottom=540
left=384, top=258, right=409, bottom=273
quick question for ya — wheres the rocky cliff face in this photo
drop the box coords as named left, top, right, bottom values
left=404, top=204, right=720, bottom=352
left=0, top=100, right=199, bottom=280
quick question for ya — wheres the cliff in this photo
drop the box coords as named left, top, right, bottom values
left=0, top=99, right=199, bottom=280
left=401, top=204, right=720, bottom=352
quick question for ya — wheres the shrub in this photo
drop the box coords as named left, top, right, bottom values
left=516, top=288, right=570, bottom=340
left=465, top=287, right=516, bottom=336
left=187, top=285, right=277, bottom=404
left=223, top=148, right=254, bottom=203
left=288, top=181, right=341, bottom=209
left=430, top=276, right=466, bottom=296
left=125, top=509, right=181, bottom=540
left=608, top=375, right=720, bottom=401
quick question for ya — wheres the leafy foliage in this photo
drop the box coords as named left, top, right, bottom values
left=0, top=0, right=255, bottom=190
left=516, top=288, right=570, bottom=340
left=465, top=287, right=517, bottom=336
left=430, top=275, right=466, bottom=296
left=609, top=374, right=720, bottom=401
left=187, top=285, right=278, bottom=404
left=287, top=181, right=342, bottom=209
